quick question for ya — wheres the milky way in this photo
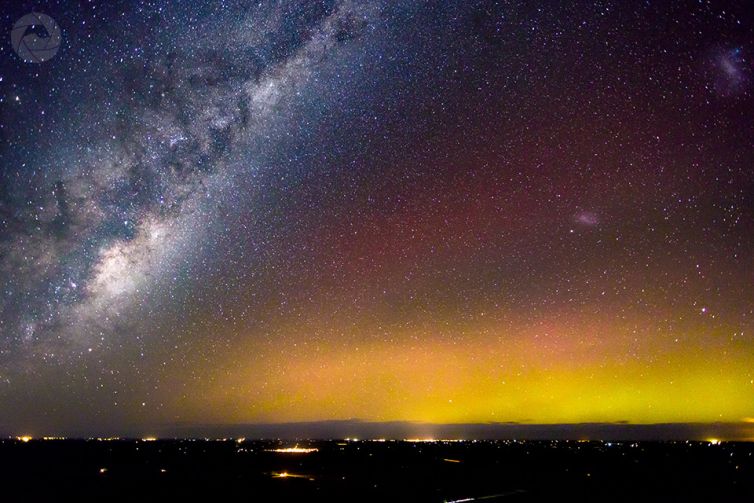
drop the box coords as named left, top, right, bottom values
left=1, top=1, right=753, bottom=436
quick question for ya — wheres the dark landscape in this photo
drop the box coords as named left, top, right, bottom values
left=2, top=437, right=753, bottom=501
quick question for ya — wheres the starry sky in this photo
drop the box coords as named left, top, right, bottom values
left=1, top=0, right=753, bottom=437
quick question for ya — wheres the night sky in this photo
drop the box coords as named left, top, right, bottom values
left=1, top=1, right=753, bottom=437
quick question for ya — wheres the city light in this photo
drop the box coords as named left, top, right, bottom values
left=266, top=446, right=318, bottom=454
left=272, top=471, right=313, bottom=480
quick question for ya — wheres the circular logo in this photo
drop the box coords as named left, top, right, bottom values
left=11, top=12, right=61, bottom=63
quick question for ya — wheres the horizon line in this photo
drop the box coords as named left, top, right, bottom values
left=5, top=419, right=754, bottom=442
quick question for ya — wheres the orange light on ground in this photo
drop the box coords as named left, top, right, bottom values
left=272, top=471, right=313, bottom=480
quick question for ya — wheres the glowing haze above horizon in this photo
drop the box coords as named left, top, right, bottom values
left=1, top=0, right=753, bottom=437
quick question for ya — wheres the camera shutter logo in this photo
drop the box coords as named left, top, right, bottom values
left=11, top=12, right=61, bottom=63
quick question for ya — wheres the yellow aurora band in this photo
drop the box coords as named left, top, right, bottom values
left=174, top=311, right=754, bottom=427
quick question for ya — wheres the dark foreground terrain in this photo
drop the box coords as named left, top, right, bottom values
left=1, top=438, right=752, bottom=501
